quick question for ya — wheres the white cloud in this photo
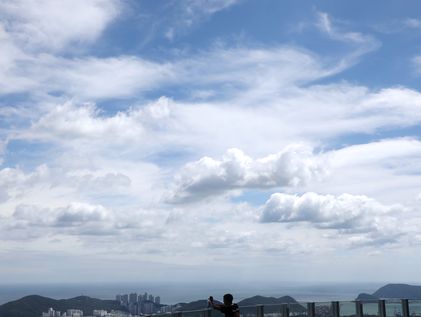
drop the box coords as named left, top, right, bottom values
left=260, top=192, right=401, bottom=228
left=316, top=12, right=370, bottom=44
left=330, top=138, right=421, bottom=169
left=2, top=200, right=170, bottom=241
left=0, top=0, right=121, bottom=51
left=168, top=146, right=326, bottom=202
left=9, top=53, right=421, bottom=155
left=158, top=0, right=240, bottom=40
left=0, top=54, right=175, bottom=97
left=26, top=97, right=172, bottom=143
left=0, top=45, right=331, bottom=99
left=0, top=165, right=50, bottom=205
left=412, top=55, right=421, bottom=75
left=315, top=138, right=421, bottom=205
left=403, top=18, right=421, bottom=29
left=5, top=202, right=124, bottom=239
left=0, top=164, right=134, bottom=212
left=316, top=12, right=379, bottom=72
left=260, top=192, right=407, bottom=247
left=185, top=0, right=239, bottom=16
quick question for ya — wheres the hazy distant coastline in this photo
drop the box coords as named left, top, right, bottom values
left=0, top=281, right=383, bottom=305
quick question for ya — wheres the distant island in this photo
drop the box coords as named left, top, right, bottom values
left=2, top=283, right=421, bottom=317
left=356, top=284, right=421, bottom=301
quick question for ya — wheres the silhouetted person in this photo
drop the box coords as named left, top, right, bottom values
left=208, top=294, right=240, bottom=317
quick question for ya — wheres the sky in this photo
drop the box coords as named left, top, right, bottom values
left=1, top=0, right=421, bottom=286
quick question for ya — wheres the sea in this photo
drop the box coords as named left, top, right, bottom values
left=0, top=281, right=383, bottom=306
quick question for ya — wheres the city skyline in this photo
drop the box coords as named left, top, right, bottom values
left=1, top=0, right=421, bottom=284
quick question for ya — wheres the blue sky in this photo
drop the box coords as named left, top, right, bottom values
left=1, top=0, right=421, bottom=286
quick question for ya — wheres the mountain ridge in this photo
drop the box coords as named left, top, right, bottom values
left=356, top=283, right=421, bottom=301
left=0, top=295, right=127, bottom=317
left=4, top=284, right=421, bottom=317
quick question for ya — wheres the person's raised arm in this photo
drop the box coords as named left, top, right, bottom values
left=233, top=303, right=240, bottom=317
left=208, top=296, right=224, bottom=310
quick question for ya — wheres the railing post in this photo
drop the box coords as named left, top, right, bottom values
left=307, top=302, right=315, bottom=317
left=204, top=308, right=212, bottom=317
left=402, top=299, right=409, bottom=317
left=257, top=305, right=264, bottom=317
left=378, top=300, right=386, bottom=317
left=355, top=301, right=363, bottom=317
left=282, top=304, right=290, bottom=317
left=331, top=301, right=340, bottom=317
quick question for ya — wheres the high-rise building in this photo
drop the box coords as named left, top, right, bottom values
left=129, top=293, right=138, bottom=304
left=138, top=294, right=143, bottom=303
left=155, top=296, right=161, bottom=304
left=148, top=294, right=154, bottom=302
left=129, top=302, right=138, bottom=315
left=116, top=294, right=122, bottom=302
left=144, top=301, right=154, bottom=314
left=122, top=294, right=129, bottom=305
left=162, top=305, right=172, bottom=313
left=143, top=292, right=148, bottom=301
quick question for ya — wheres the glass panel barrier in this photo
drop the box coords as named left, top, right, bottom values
left=182, top=309, right=209, bottom=317
left=212, top=308, right=225, bottom=317
left=408, top=300, right=421, bottom=317
left=339, top=301, right=355, bottom=317
left=385, top=300, right=402, bottom=317
left=262, top=304, right=283, bottom=317
left=291, top=302, right=308, bottom=317
left=315, top=302, right=333, bottom=317
left=362, top=302, right=378, bottom=317
left=156, top=301, right=421, bottom=317
left=239, top=305, right=258, bottom=317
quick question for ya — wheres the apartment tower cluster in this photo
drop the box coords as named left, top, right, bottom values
left=116, top=292, right=162, bottom=315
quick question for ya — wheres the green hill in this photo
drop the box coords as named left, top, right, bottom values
left=355, top=293, right=378, bottom=302
left=175, top=295, right=305, bottom=314
left=0, top=295, right=127, bottom=317
left=238, top=295, right=305, bottom=314
left=238, top=295, right=298, bottom=306
left=175, top=299, right=215, bottom=311
left=356, top=284, right=421, bottom=301
left=373, top=284, right=421, bottom=299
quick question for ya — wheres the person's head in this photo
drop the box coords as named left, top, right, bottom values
left=223, top=293, right=233, bottom=305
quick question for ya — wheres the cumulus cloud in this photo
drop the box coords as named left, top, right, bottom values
left=7, top=202, right=118, bottom=238
left=0, top=0, right=121, bottom=51
left=0, top=164, right=133, bottom=213
left=168, top=146, right=326, bottom=202
left=260, top=192, right=406, bottom=244
left=26, top=97, right=173, bottom=143
left=4, top=201, right=168, bottom=240
left=0, top=165, right=50, bottom=204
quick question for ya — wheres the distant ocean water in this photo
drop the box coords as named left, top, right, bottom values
left=0, top=282, right=382, bottom=305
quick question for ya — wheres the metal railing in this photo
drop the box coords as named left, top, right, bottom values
left=154, top=299, right=421, bottom=317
